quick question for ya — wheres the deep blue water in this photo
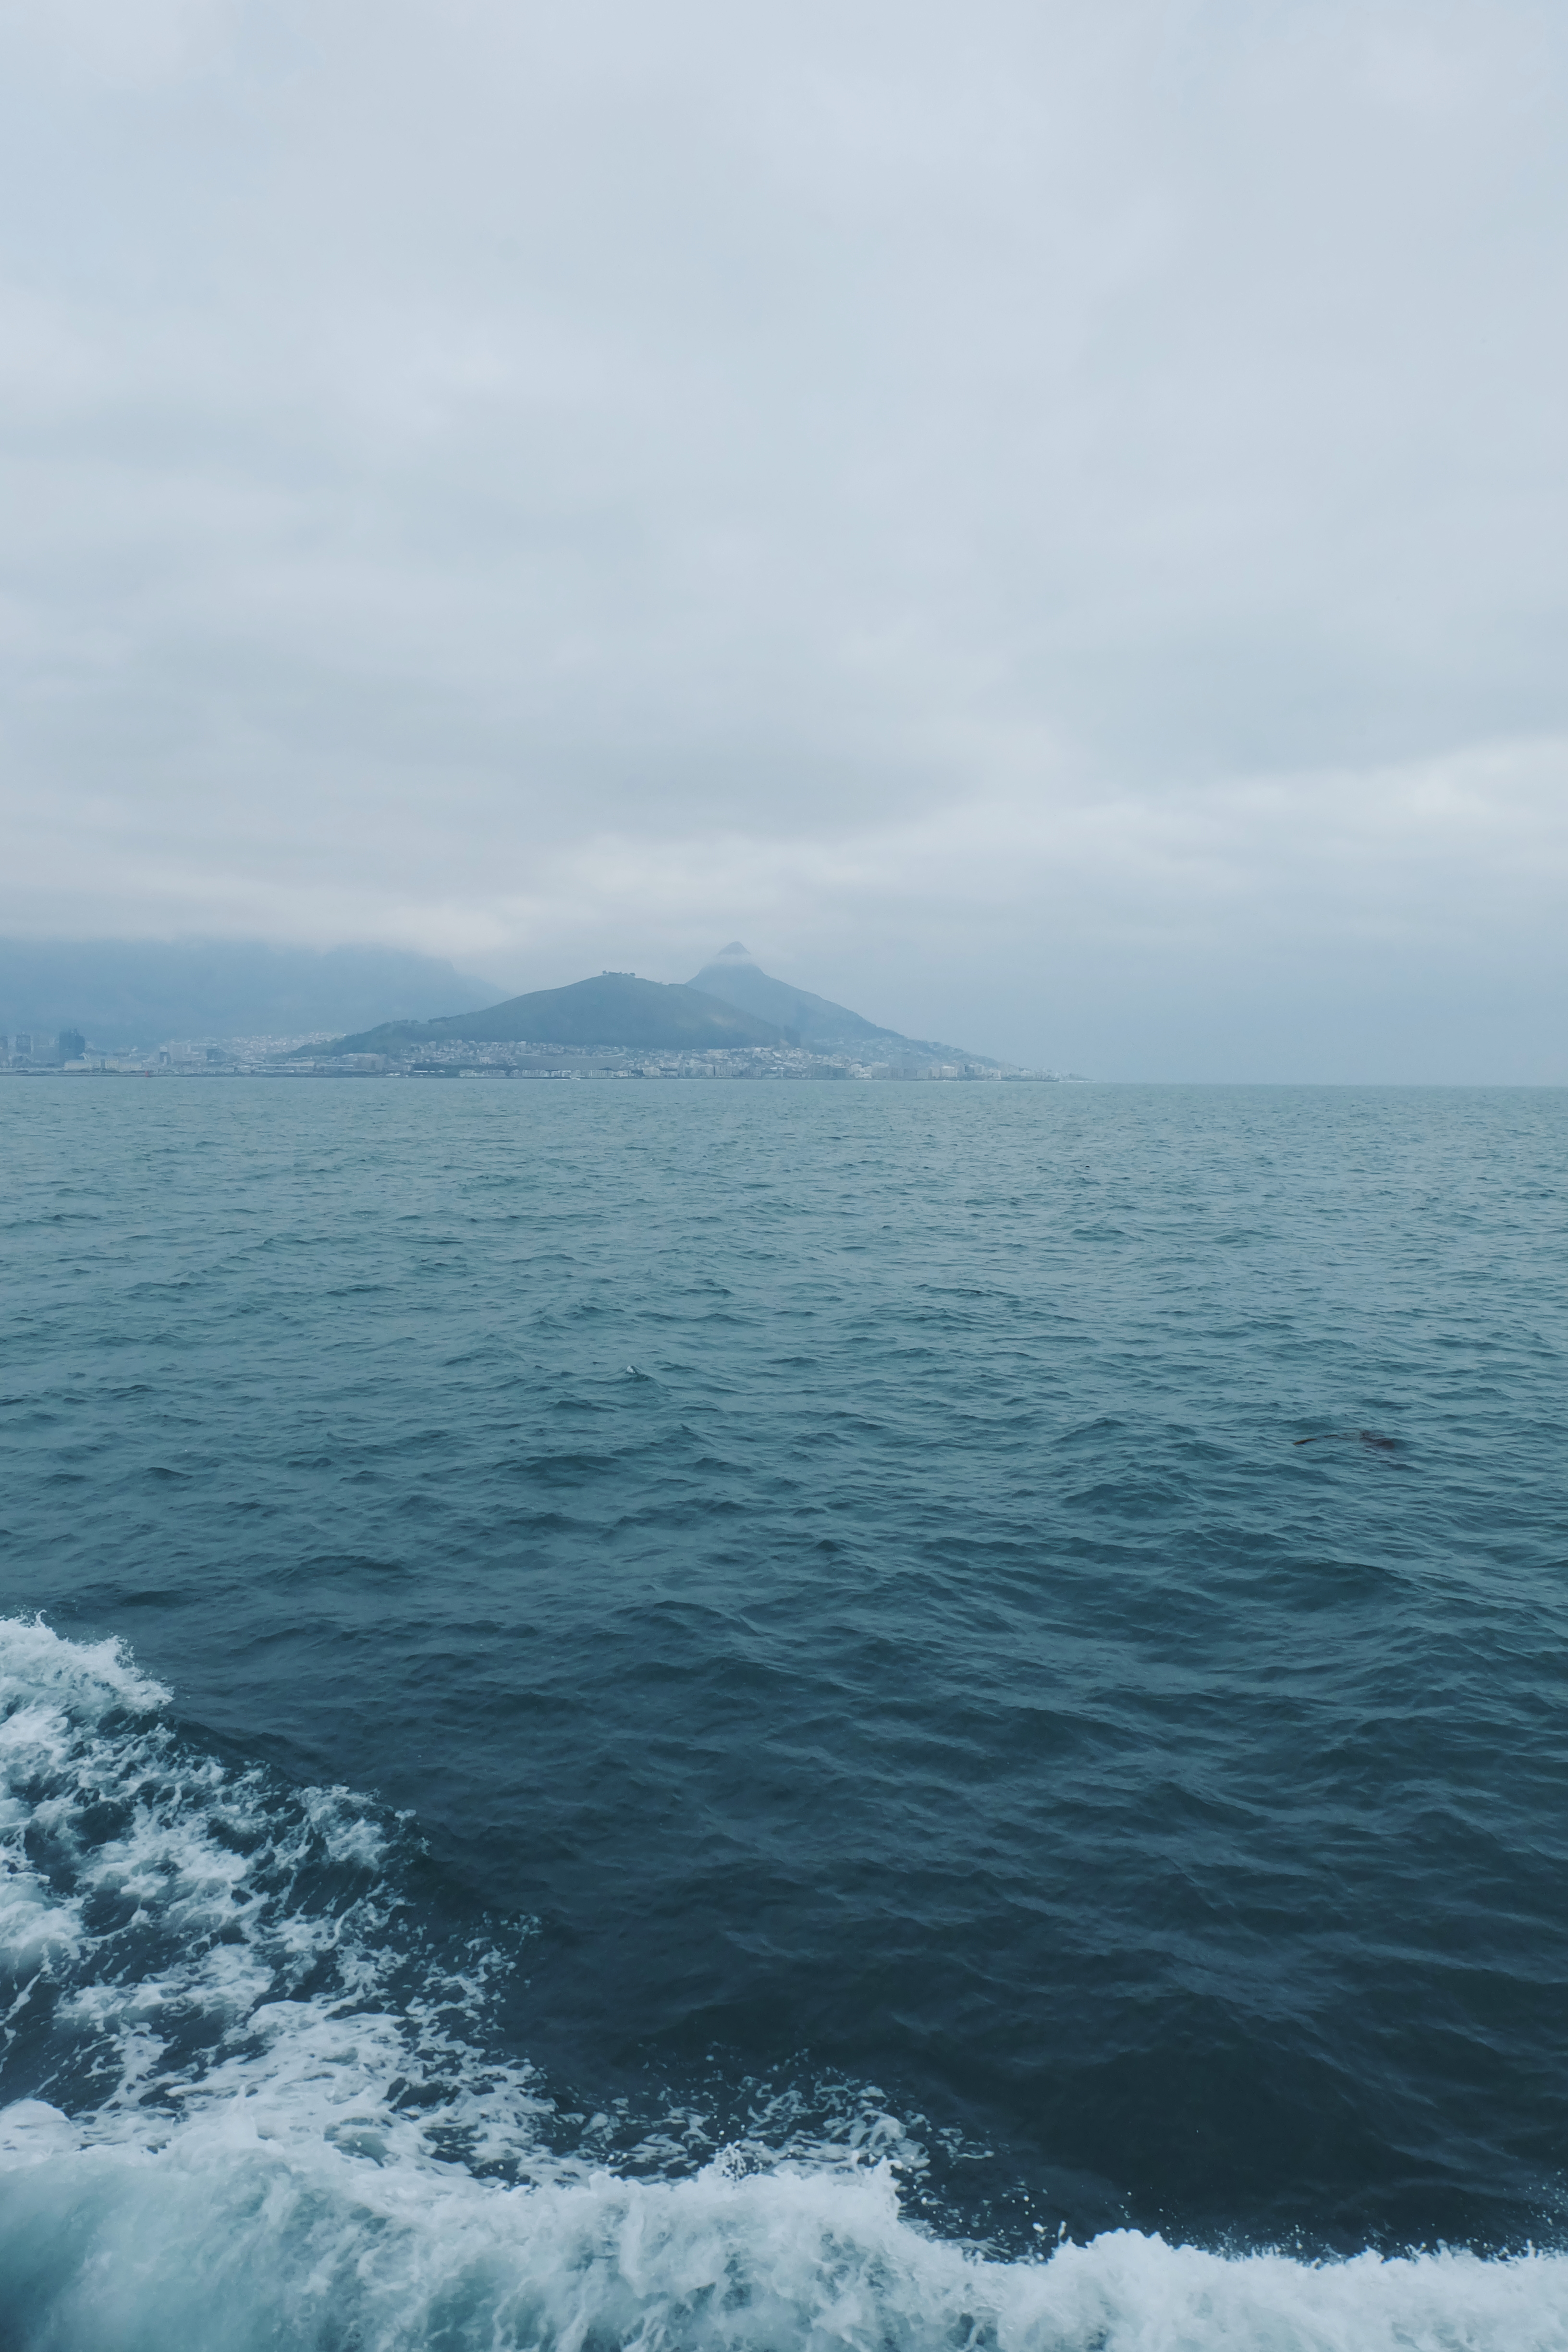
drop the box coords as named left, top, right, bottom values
left=2, top=1079, right=1566, bottom=2350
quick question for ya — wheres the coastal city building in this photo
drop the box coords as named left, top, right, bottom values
left=2, top=1034, right=1062, bottom=1080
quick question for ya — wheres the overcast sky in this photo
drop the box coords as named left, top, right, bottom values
left=2, top=0, right=1565, bottom=1078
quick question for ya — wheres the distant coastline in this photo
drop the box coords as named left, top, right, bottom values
left=3, top=943, right=1076, bottom=1080
left=3, top=1052, right=1071, bottom=1083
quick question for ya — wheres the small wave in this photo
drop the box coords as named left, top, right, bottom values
left=2, top=1617, right=1565, bottom=2352
left=3, top=2132, right=1564, bottom=2352
left=0, top=1617, right=546, bottom=2181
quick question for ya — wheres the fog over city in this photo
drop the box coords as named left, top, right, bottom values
left=1, top=0, right=1565, bottom=1078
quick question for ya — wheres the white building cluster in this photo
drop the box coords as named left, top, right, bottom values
left=282, top=1040, right=1048, bottom=1080
left=5, top=1034, right=1059, bottom=1082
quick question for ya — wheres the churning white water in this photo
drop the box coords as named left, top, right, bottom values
left=2, top=1618, right=1566, bottom=2352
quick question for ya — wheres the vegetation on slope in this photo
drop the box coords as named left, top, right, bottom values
left=293, top=972, right=784, bottom=1057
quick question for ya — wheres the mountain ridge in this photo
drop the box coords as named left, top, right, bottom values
left=686, top=943, right=898, bottom=1048
left=292, top=972, right=784, bottom=1057
left=295, top=946, right=1007, bottom=1067
left=686, top=943, right=997, bottom=1066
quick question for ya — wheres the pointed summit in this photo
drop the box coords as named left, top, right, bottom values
left=687, top=946, right=1000, bottom=1067
left=690, top=946, right=897, bottom=1048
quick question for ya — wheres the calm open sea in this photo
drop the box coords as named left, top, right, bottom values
left=2, top=1079, right=1566, bottom=2350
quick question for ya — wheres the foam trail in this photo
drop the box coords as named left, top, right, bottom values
left=4, top=2140, right=1567, bottom=2352
left=3, top=1617, right=1566, bottom=2352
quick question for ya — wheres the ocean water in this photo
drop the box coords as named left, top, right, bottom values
left=2, top=1078, right=1566, bottom=2351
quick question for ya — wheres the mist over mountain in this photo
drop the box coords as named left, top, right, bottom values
left=0, top=939, right=498, bottom=1048
left=306, top=973, right=784, bottom=1058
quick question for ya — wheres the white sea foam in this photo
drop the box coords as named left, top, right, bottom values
left=3, top=2131, right=1567, bottom=2352
left=3, top=1616, right=1566, bottom=2352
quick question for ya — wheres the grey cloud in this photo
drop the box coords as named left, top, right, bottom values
left=1, top=0, right=1565, bottom=1075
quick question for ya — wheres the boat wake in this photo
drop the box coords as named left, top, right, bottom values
left=1, top=1617, right=1563, bottom=2351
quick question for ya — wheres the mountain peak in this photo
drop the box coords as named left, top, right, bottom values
left=690, top=946, right=909, bottom=1051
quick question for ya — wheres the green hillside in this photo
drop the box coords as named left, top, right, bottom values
left=292, top=972, right=784, bottom=1057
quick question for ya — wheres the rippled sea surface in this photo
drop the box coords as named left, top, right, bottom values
left=2, top=1079, right=1566, bottom=2350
